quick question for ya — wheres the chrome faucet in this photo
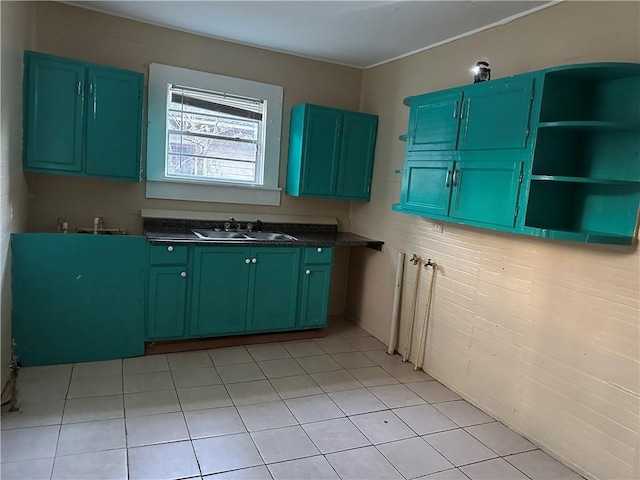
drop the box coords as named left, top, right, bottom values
left=224, top=217, right=242, bottom=231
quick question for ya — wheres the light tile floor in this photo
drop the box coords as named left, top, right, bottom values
left=1, top=318, right=584, bottom=480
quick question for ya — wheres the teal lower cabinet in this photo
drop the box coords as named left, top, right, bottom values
left=12, top=234, right=147, bottom=366
left=299, top=264, right=332, bottom=328
left=147, top=266, right=188, bottom=339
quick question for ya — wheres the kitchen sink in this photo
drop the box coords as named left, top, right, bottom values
left=192, top=229, right=298, bottom=241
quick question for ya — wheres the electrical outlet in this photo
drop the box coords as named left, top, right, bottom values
left=433, top=223, right=444, bottom=233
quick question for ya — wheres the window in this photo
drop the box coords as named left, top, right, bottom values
left=146, top=63, right=283, bottom=206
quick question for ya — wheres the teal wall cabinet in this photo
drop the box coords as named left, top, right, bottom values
left=287, top=104, right=378, bottom=201
left=12, top=234, right=147, bottom=366
left=23, top=51, right=143, bottom=182
left=395, top=63, right=640, bottom=245
left=299, top=247, right=334, bottom=328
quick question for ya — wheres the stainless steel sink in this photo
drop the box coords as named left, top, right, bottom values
left=192, top=229, right=297, bottom=241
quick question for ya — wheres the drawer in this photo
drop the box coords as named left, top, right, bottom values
left=150, top=244, right=189, bottom=265
left=303, top=246, right=333, bottom=264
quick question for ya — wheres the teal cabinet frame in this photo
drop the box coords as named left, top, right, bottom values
left=23, top=51, right=143, bottom=182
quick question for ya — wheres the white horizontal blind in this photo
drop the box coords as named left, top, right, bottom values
left=166, top=85, right=265, bottom=184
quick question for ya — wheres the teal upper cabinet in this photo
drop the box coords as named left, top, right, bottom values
left=405, top=77, right=534, bottom=152
left=23, top=51, right=143, bottom=182
left=395, top=63, right=640, bottom=245
left=287, top=104, right=378, bottom=201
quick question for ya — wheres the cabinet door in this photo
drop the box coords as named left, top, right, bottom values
left=147, top=266, right=188, bottom=339
left=337, top=112, right=378, bottom=200
left=86, top=67, right=142, bottom=180
left=400, top=160, right=453, bottom=216
left=459, top=77, right=534, bottom=151
left=408, top=91, right=463, bottom=151
left=300, top=106, right=342, bottom=196
left=247, top=248, right=300, bottom=332
left=25, top=56, right=84, bottom=172
left=299, top=264, right=332, bottom=328
left=190, top=246, right=251, bottom=336
left=450, top=161, right=523, bottom=227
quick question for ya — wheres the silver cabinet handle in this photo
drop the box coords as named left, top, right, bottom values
left=453, top=100, right=459, bottom=118
left=305, top=269, right=311, bottom=275
left=180, top=272, right=187, bottom=278
left=245, top=258, right=251, bottom=264
left=89, top=83, right=93, bottom=96
left=445, top=170, right=452, bottom=187
left=251, top=258, right=257, bottom=264
left=167, top=246, right=174, bottom=252
left=452, top=170, right=459, bottom=187
left=77, top=81, right=81, bottom=96
left=317, top=247, right=322, bottom=253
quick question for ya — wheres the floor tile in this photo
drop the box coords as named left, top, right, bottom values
left=194, top=432, right=263, bottom=475
left=314, top=337, right=358, bottom=354
left=18, top=364, right=72, bottom=383
left=227, top=379, right=280, bottom=406
left=217, top=363, right=266, bottom=384
left=1, top=398, right=65, bottom=429
left=407, top=381, right=462, bottom=403
left=72, top=359, right=122, bottom=378
left=185, top=406, right=246, bottom=439
left=393, top=404, right=458, bottom=435
left=125, top=411, right=189, bottom=447
left=251, top=425, right=319, bottom=463
left=378, top=437, right=453, bottom=479
left=326, top=445, right=403, bottom=479
left=345, top=335, right=387, bottom=351
left=178, top=385, right=233, bottom=411
left=382, top=363, right=433, bottom=383
left=247, top=343, right=291, bottom=361
left=51, top=449, right=127, bottom=480
left=171, top=366, right=222, bottom=389
left=268, top=455, right=339, bottom=480
left=15, top=378, right=70, bottom=401
left=237, top=400, right=297, bottom=431
left=331, top=351, right=376, bottom=369
left=62, top=395, right=124, bottom=424
left=124, top=370, right=175, bottom=394
left=257, top=358, right=305, bottom=378
left=1, top=458, right=54, bottom=480
left=123, top=354, right=169, bottom=374
left=302, top=417, right=370, bottom=454
left=208, top=346, right=254, bottom=366
left=349, top=366, right=400, bottom=387
left=124, top=389, right=181, bottom=417
left=433, top=401, right=494, bottom=427
left=0, top=425, right=59, bottom=462
left=349, top=410, right=416, bottom=445
left=269, top=374, right=323, bottom=399
left=364, top=350, right=406, bottom=367
left=284, top=393, right=344, bottom=424
left=205, top=465, right=272, bottom=479
left=67, top=374, right=123, bottom=399
left=465, top=422, right=536, bottom=456
left=505, top=450, right=583, bottom=480
left=281, top=340, right=325, bottom=358
left=418, top=468, right=470, bottom=479
left=128, top=440, right=200, bottom=480
left=328, top=388, right=387, bottom=415
left=311, top=370, right=362, bottom=392
left=332, top=322, right=371, bottom=338
left=460, top=458, right=529, bottom=479
left=369, top=384, right=426, bottom=408
left=57, top=418, right=125, bottom=455
left=168, top=350, right=213, bottom=369
left=424, top=429, right=498, bottom=466
left=295, top=355, right=342, bottom=374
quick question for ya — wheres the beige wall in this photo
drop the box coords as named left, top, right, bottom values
left=349, top=2, right=640, bottom=480
left=0, top=1, right=35, bottom=388
left=28, top=1, right=364, bottom=314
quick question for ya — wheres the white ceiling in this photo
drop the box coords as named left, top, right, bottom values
left=68, top=1, right=555, bottom=68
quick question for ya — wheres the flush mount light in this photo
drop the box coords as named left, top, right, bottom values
left=471, top=61, right=491, bottom=83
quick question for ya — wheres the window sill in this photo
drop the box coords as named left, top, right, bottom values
left=146, top=180, right=282, bottom=206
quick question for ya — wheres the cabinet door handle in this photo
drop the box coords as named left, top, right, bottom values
left=77, top=81, right=82, bottom=96
left=317, top=247, right=322, bottom=253
left=452, top=169, right=460, bottom=187
left=251, top=258, right=257, bottom=264
left=180, top=272, right=187, bottom=278
left=245, top=258, right=251, bottom=264
left=453, top=100, right=459, bottom=119
left=167, top=246, right=174, bottom=252
left=445, top=170, right=452, bottom=188
left=89, top=83, right=94, bottom=96
left=305, top=269, right=311, bottom=275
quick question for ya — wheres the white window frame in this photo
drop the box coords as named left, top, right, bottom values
left=146, top=63, right=283, bottom=206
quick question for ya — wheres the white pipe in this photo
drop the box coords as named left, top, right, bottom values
left=415, top=263, right=438, bottom=371
left=388, top=252, right=405, bottom=355
left=402, top=258, right=421, bottom=362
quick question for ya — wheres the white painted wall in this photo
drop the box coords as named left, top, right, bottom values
left=0, top=1, right=35, bottom=388
left=348, top=2, right=640, bottom=480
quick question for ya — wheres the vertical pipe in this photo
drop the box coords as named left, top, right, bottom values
left=388, top=252, right=405, bottom=355
left=402, top=259, right=421, bottom=362
left=415, top=263, right=437, bottom=371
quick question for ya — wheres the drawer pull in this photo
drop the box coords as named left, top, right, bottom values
left=180, top=271, right=187, bottom=278
left=317, top=248, right=322, bottom=253
left=167, top=246, right=174, bottom=252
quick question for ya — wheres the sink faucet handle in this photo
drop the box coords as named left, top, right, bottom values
left=246, top=222, right=254, bottom=232
left=256, top=220, right=263, bottom=232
